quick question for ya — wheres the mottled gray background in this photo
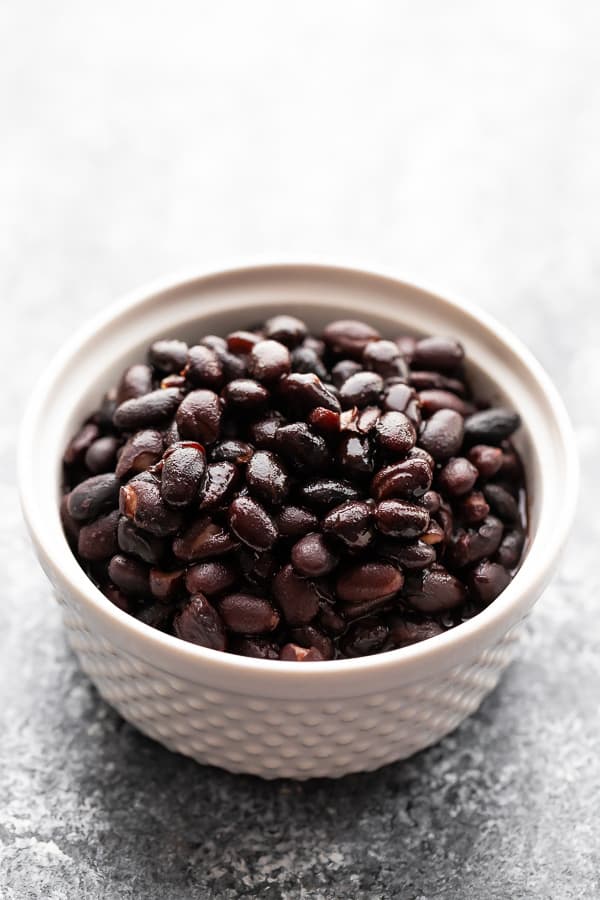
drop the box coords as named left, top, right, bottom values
left=2, top=2, right=599, bottom=898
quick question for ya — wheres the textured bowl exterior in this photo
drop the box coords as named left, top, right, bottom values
left=62, top=596, right=520, bottom=778
left=20, top=264, right=578, bottom=779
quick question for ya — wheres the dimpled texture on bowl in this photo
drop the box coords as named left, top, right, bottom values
left=20, top=264, right=577, bottom=779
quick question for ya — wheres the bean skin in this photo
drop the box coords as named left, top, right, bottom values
left=60, top=494, right=81, bottom=546
left=377, top=539, right=436, bottom=570
left=228, top=496, right=278, bottom=550
left=113, top=388, right=181, bottom=430
left=409, top=371, right=466, bottom=396
left=291, top=533, right=339, bottom=577
left=375, top=499, right=430, bottom=538
left=273, top=564, right=321, bottom=625
left=464, top=407, right=521, bottom=445
left=77, top=510, right=120, bottom=561
left=419, top=389, right=474, bottom=418
left=308, top=407, right=341, bottom=434
left=161, top=442, right=206, bottom=508
left=67, top=473, right=121, bottom=522
left=363, top=340, right=409, bottom=379
left=185, top=560, right=237, bottom=597
left=279, top=373, right=341, bottom=414
left=174, top=595, right=227, bottom=650
left=198, top=462, right=239, bottom=510
left=279, top=644, right=325, bottom=661
left=291, top=347, right=328, bottom=380
left=246, top=450, right=289, bottom=505
left=290, top=626, right=334, bottom=660
left=176, top=389, right=222, bottom=444
left=337, top=433, right=374, bottom=476
left=120, top=476, right=183, bottom=537
left=227, top=330, right=260, bottom=354
left=383, top=383, right=421, bottom=426
left=322, top=500, right=374, bottom=550
left=496, top=528, right=526, bottom=569
left=233, top=636, right=280, bottom=660
left=222, top=379, right=269, bottom=413
left=336, top=561, right=403, bottom=604
left=249, top=412, right=286, bottom=450
left=115, top=429, right=164, bottom=479
left=298, top=478, right=361, bottom=509
left=331, top=359, right=362, bottom=388
left=448, top=515, right=504, bottom=567
left=323, top=319, right=381, bottom=359
left=210, top=440, right=254, bottom=465
left=456, top=491, right=490, bottom=525
left=219, top=593, right=280, bottom=634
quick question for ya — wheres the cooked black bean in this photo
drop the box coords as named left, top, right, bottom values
left=120, top=476, right=183, bottom=537
left=198, top=461, right=239, bottom=510
left=108, top=554, right=150, bottom=597
left=148, top=339, right=188, bottom=374
left=341, top=617, right=389, bottom=657
left=375, top=499, right=430, bottom=538
left=246, top=450, right=289, bottom=505
left=113, top=388, right=181, bottom=430
left=276, top=505, right=319, bottom=538
left=63, top=314, right=527, bottom=660
left=161, top=442, right=206, bottom=508
left=174, top=595, right=227, bottom=650
left=116, top=363, right=153, bottom=404
left=173, top=516, right=238, bottom=561
left=339, top=371, right=383, bottom=408
left=219, top=593, right=280, bottom=633
left=336, top=561, right=403, bottom=604
left=275, top=423, right=329, bottom=470
left=412, top=336, right=464, bottom=372
left=322, top=500, right=374, bottom=550
left=291, top=533, right=339, bottom=577
left=228, top=496, right=278, bottom=550
left=184, top=344, right=224, bottom=389
left=437, top=457, right=478, bottom=496
left=117, top=517, right=165, bottom=564
left=371, top=457, right=432, bottom=501
left=176, top=389, right=222, bottom=443
left=375, top=411, right=417, bottom=454
left=77, top=509, right=120, bottom=561
left=115, top=429, right=164, bottom=479
left=469, top=560, right=512, bottom=604
left=467, top=443, right=503, bottom=478
left=483, top=483, right=520, bottom=523
left=406, top=565, right=466, bottom=613
left=149, top=568, right=185, bottom=603
left=298, top=478, right=361, bottom=509
left=464, top=407, right=521, bottom=444
left=323, top=319, right=381, bottom=359
left=67, top=473, right=121, bottom=522
left=279, top=372, right=341, bottom=414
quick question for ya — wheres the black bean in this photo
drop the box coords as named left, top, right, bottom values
left=290, top=532, right=339, bottom=577
left=388, top=615, right=444, bottom=647
left=483, top=483, right=520, bottom=523
left=162, top=374, right=190, bottom=390
left=420, top=520, right=445, bottom=545
left=148, top=339, right=188, bottom=374
left=409, top=371, right=466, bottom=396
left=383, top=383, right=421, bottom=427
left=496, top=528, right=526, bottom=569
left=467, top=444, right=503, bottom=478
left=184, top=345, right=224, bottom=389
left=322, top=500, right=374, bottom=550
left=290, top=346, right=328, bottom=380
left=378, top=539, right=436, bottom=570
left=276, top=505, right=319, bottom=538
left=77, top=509, right=120, bottom=561
left=331, top=359, right=362, bottom=388
left=64, top=423, right=100, bottom=465
left=275, top=423, right=329, bottom=470
left=228, top=496, right=278, bottom=550
left=222, top=378, right=269, bottom=413
left=375, top=499, right=430, bottom=538
left=419, top=389, right=474, bottom=418
left=412, top=336, right=464, bottom=372
left=173, top=516, right=238, bottom=561
left=273, top=564, right=321, bottom=625
left=337, top=433, right=374, bottom=476
left=185, top=560, right=237, bottom=596
left=246, top=450, right=289, bottom=506
left=375, top=411, right=417, bottom=455
left=290, top=626, right=334, bottom=660
left=421, top=490, right=441, bottom=513
left=107, top=554, right=150, bottom=597
left=116, top=364, right=153, bottom=404
left=318, top=605, right=346, bottom=636
left=248, top=339, right=291, bottom=383
left=323, top=319, right=381, bottom=359
left=113, top=388, right=181, bottom=430
left=419, top=409, right=464, bottom=461
left=499, top=445, right=523, bottom=481
left=339, top=371, right=383, bottom=409
left=456, top=491, right=490, bottom=525
left=219, top=593, right=280, bottom=634
left=340, top=617, right=389, bottom=657
left=176, top=389, right=222, bottom=444
left=115, top=429, right=164, bottom=479
left=218, top=349, right=248, bottom=381
left=83, top=435, right=120, bottom=474
left=120, top=476, right=183, bottom=537
left=336, top=561, right=403, bottom=604
left=102, top=584, right=133, bottom=613
left=60, top=494, right=81, bottom=545
left=464, top=407, right=521, bottom=444
left=161, top=442, right=206, bottom=508
left=356, top=405, right=381, bottom=433
left=149, top=568, right=186, bottom=603
left=264, top=314, right=307, bottom=347
left=198, top=461, right=239, bottom=510
left=308, top=406, right=341, bottom=434
left=279, top=644, right=325, bottom=661
left=174, top=595, right=226, bottom=650
left=395, top=335, right=417, bottom=360
left=437, top=457, right=478, bottom=496
left=279, top=372, right=341, bottom=414
left=233, top=636, right=280, bottom=660
left=117, top=517, right=165, bottom=564
left=298, top=478, right=361, bottom=509
left=67, top=473, right=121, bottom=522
left=210, top=440, right=254, bottom=465
left=406, top=565, right=466, bottom=613
left=448, top=515, right=504, bottom=567
left=362, top=340, right=409, bottom=379
left=227, top=330, right=260, bottom=354
left=469, top=560, right=512, bottom=604
left=249, top=412, right=286, bottom=449
left=371, top=457, right=432, bottom=501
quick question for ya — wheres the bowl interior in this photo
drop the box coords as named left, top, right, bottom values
left=19, top=265, right=576, bottom=692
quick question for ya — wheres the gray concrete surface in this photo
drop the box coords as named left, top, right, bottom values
left=1, top=1, right=599, bottom=897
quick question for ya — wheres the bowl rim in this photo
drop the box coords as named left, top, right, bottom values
left=18, top=262, right=579, bottom=688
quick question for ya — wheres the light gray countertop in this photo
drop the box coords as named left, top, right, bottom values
left=2, top=2, right=599, bottom=897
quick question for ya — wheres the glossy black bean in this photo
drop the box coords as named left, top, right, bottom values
left=375, top=411, right=417, bottom=455
left=185, top=560, right=237, bottom=596
left=174, top=595, right=227, bottom=650
left=64, top=423, right=100, bottom=465
left=483, top=483, right=520, bottom=523
left=210, top=440, right=254, bottom=464
left=409, top=371, right=466, bottom=396
left=464, top=407, right=521, bottom=445
left=198, top=462, right=239, bottom=510
left=378, top=539, right=436, bottom=570
left=456, top=491, right=490, bottom=525
left=337, top=433, right=374, bottom=476
left=228, top=496, right=278, bottom=550
left=336, top=561, right=403, bottom=604
left=246, top=450, right=289, bottom=506
left=362, top=339, right=408, bottom=378
left=115, top=429, right=164, bottom=479
left=248, top=339, right=291, bottom=383
left=298, top=478, right=361, bottom=509
left=149, top=568, right=186, bottom=603
left=233, top=636, right=280, bottom=660
left=148, top=339, right=188, bottom=374
left=117, top=517, right=165, bottom=564
left=77, top=509, right=120, bottom=561
left=412, top=336, right=464, bottom=372
left=176, top=389, right=222, bottom=444
left=276, top=505, right=319, bottom=538
left=290, top=626, right=334, bottom=660
left=467, top=444, right=503, bottom=479
left=275, top=423, right=329, bottom=470
left=371, top=457, right=432, bottom=501
left=248, top=412, right=286, bottom=449
left=290, top=532, right=339, bottom=577
left=448, top=515, right=504, bottom=567
left=172, top=516, right=238, bottom=561
left=322, top=500, right=374, bottom=550
left=264, top=315, right=307, bottom=347
left=331, top=359, right=362, bottom=388
left=161, top=442, right=206, bottom=508
left=273, top=564, right=321, bottom=625
left=290, top=346, right=328, bottom=380
left=496, top=528, right=526, bottom=569
left=340, top=617, right=390, bottom=657
left=339, top=371, right=383, bottom=409
left=279, top=372, right=341, bottom=414
left=375, top=499, right=430, bottom=538
left=113, top=388, right=181, bottom=430
left=219, top=593, right=280, bottom=633
left=120, top=476, right=183, bottom=537
left=469, top=560, right=512, bottom=604
left=419, top=409, right=464, bottom=461
left=406, top=565, right=466, bottom=613
left=388, top=615, right=444, bottom=647
left=437, top=457, right=478, bottom=496
left=222, top=378, right=269, bottom=413
left=67, top=473, right=121, bottom=522
left=108, top=554, right=150, bottom=597
left=116, top=364, right=153, bottom=404
left=419, top=389, right=474, bottom=418
left=323, top=319, right=380, bottom=359
left=83, top=435, right=120, bottom=474
left=382, top=383, right=421, bottom=428
left=184, top=344, right=224, bottom=389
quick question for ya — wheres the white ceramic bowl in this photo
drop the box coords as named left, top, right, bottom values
left=19, top=264, right=578, bottom=779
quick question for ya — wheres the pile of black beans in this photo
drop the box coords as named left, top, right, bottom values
left=61, top=315, right=527, bottom=661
